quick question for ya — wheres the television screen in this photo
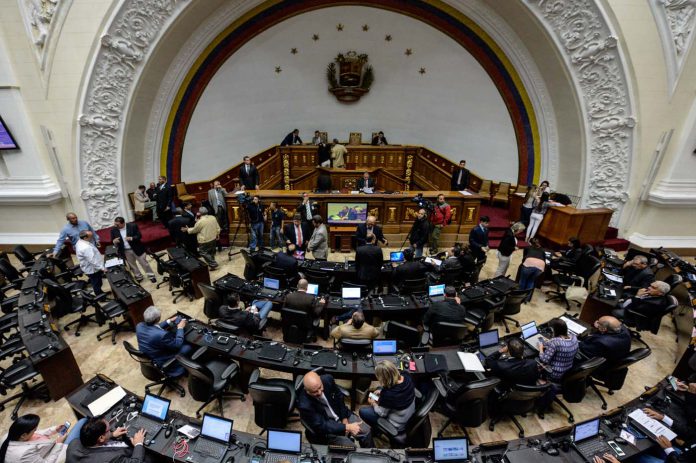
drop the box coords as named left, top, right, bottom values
left=0, top=116, right=19, bottom=150
left=327, top=202, right=367, bottom=224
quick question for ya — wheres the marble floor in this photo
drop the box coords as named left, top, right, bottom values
left=0, top=246, right=688, bottom=445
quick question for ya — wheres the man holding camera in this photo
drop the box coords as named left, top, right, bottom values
left=429, top=194, right=452, bottom=255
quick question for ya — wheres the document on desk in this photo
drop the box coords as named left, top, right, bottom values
left=602, top=271, right=624, bottom=284
left=457, top=352, right=485, bottom=372
left=628, top=409, right=677, bottom=441
left=105, top=258, right=124, bottom=268
left=559, top=316, right=587, bottom=335
left=88, top=386, right=126, bottom=416
left=459, top=190, right=472, bottom=195
left=424, top=257, right=442, bottom=266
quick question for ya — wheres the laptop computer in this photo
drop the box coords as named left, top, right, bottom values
left=192, top=413, right=233, bottom=460
left=306, top=283, right=319, bottom=296
left=258, top=277, right=280, bottom=298
left=433, top=437, right=468, bottom=463
left=478, top=329, right=501, bottom=357
left=572, top=417, right=612, bottom=460
left=341, top=287, right=362, bottom=308
left=390, top=251, right=405, bottom=263
left=126, top=393, right=170, bottom=439
left=372, top=339, right=400, bottom=366
left=429, top=284, right=446, bottom=303
left=520, top=321, right=546, bottom=352
left=264, top=429, right=303, bottom=463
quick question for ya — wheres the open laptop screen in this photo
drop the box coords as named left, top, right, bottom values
left=267, top=429, right=302, bottom=453
left=306, top=283, right=319, bottom=296
left=201, top=414, right=233, bottom=444
left=429, top=284, right=445, bottom=297
left=141, top=394, right=170, bottom=421
left=263, top=277, right=280, bottom=290
left=478, top=330, right=499, bottom=349
left=342, top=287, right=361, bottom=299
left=373, top=340, right=397, bottom=355
left=433, top=437, right=468, bottom=463
left=521, top=322, right=539, bottom=340
left=574, top=418, right=600, bottom=443
left=390, top=251, right=405, bottom=263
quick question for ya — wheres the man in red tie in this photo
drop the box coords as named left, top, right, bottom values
left=283, top=213, right=311, bottom=251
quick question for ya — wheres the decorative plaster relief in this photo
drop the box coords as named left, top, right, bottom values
left=524, top=0, right=636, bottom=227
left=650, top=0, right=696, bottom=94
left=18, top=0, right=71, bottom=72
left=78, top=0, right=190, bottom=229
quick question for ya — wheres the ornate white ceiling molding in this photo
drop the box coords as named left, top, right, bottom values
left=524, top=0, right=636, bottom=227
left=17, top=0, right=72, bottom=77
left=77, top=0, right=190, bottom=229
left=649, top=0, right=696, bottom=96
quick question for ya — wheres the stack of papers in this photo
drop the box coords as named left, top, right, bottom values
left=87, top=386, right=126, bottom=416
left=628, top=409, right=677, bottom=441
left=105, top=258, right=124, bottom=269
left=459, top=191, right=472, bottom=196
left=602, top=271, right=624, bottom=284
left=425, top=257, right=442, bottom=266
left=559, top=316, right=587, bottom=335
left=457, top=352, right=485, bottom=372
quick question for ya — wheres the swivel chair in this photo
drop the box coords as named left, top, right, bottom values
left=663, top=274, right=683, bottom=293
left=545, top=357, right=606, bottom=421
left=374, top=387, right=439, bottom=449
left=0, top=312, right=19, bottom=342
left=176, top=347, right=245, bottom=417
left=545, top=254, right=601, bottom=310
left=429, top=321, right=469, bottom=347
left=496, top=289, right=531, bottom=333
left=198, top=283, right=224, bottom=322
left=281, top=307, right=315, bottom=344
left=44, top=279, right=104, bottom=336
left=0, top=289, right=19, bottom=315
left=0, top=358, right=50, bottom=420
left=590, top=348, right=651, bottom=406
left=489, top=383, right=551, bottom=438
left=625, top=295, right=679, bottom=346
left=383, top=321, right=429, bottom=349
left=95, top=299, right=132, bottom=345
left=123, top=340, right=186, bottom=397
left=433, top=376, right=501, bottom=437
left=302, top=268, right=335, bottom=294
left=240, top=249, right=261, bottom=281
left=263, top=264, right=296, bottom=290
left=248, top=368, right=297, bottom=434
left=150, top=251, right=194, bottom=303
left=12, top=245, right=44, bottom=268
left=392, top=277, right=427, bottom=296
left=0, top=259, right=27, bottom=290
left=335, top=337, right=372, bottom=354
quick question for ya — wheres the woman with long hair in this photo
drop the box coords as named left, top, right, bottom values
left=525, top=191, right=552, bottom=241
left=0, top=414, right=68, bottom=463
left=520, top=185, right=537, bottom=226
left=359, top=361, right=416, bottom=433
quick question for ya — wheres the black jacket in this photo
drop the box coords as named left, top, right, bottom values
left=458, top=253, right=476, bottom=273
left=168, top=215, right=196, bottom=251
left=627, top=294, right=671, bottom=318
left=285, top=291, right=321, bottom=317
left=357, top=178, right=376, bottom=190
left=423, top=299, right=467, bottom=327
left=274, top=252, right=298, bottom=275
left=281, top=132, right=302, bottom=146
left=623, top=266, right=655, bottom=290
left=498, top=228, right=517, bottom=257
left=283, top=222, right=312, bottom=251
left=579, top=325, right=631, bottom=364
left=409, top=218, right=430, bottom=247
left=394, top=261, right=430, bottom=282
left=356, top=244, right=383, bottom=283
left=450, top=167, right=470, bottom=191
left=239, top=164, right=260, bottom=190
left=296, top=201, right=320, bottom=223
left=110, top=223, right=146, bottom=257
left=154, top=183, right=173, bottom=212
left=66, top=439, right=147, bottom=463
left=218, top=305, right=260, bottom=333
left=486, top=351, right=539, bottom=386
left=297, top=374, right=352, bottom=436
left=469, top=225, right=489, bottom=260
left=355, top=223, right=386, bottom=247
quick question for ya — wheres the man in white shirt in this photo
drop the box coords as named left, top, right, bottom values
left=75, top=230, right=105, bottom=295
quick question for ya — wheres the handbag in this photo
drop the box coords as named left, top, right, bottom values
left=565, top=276, right=588, bottom=303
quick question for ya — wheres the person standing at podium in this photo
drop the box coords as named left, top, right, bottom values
left=281, top=128, right=302, bottom=146
left=331, top=138, right=347, bottom=168
left=239, top=156, right=260, bottom=190
left=450, top=160, right=470, bottom=191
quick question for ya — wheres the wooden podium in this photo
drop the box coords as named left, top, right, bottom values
left=538, top=206, right=613, bottom=246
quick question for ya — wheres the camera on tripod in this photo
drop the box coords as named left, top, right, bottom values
left=411, top=193, right=434, bottom=212
left=237, top=192, right=254, bottom=206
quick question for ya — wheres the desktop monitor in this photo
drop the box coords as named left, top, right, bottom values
left=429, top=284, right=445, bottom=297
left=342, top=287, right=361, bottom=299
left=263, top=277, right=280, bottom=290
left=141, top=394, right=170, bottom=421
left=267, top=429, right=302, bottom=453
left=200, top=414, right=233, bottom=444
left=390, top=251, right=405, bottom=263
left=306, top=283, right=319, bottom=296
left=373, top=340, right=397, bottom=355
left=327, top=203, right=368, bottom=225
left=478, top=330, right=499, bottom=348
left=433, top=437, right=468, bottom=463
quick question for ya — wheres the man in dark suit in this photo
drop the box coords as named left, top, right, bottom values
left=281, top=128, right=302, bottom=146
left=296, top=192, right=319, bottom=224
left=284, top=214, right=312, bottom=251
left=356, top=172, right=376, bottom=192
left=579, top=316, right=631, bottom=364
left=393, top=247, right=431, bottom=282
left=238, top=156, right=260, bottom=190
left=66, top=417, right=147, bottom=463
left=168, top=208, right=197, bottom=254
left=274, top=245, right=299, bottom=275
left=468, top=216, right=490, bottom=262
left=451, top=160, right=470, bottom=191
left=285, top=279, right=325, bottom=319
left=110, top=216, right=156, bottom=283
left=423, top=286, right=467, bottom=327
left=622, top=255, right=655, bottom=294
left=409, top=208, right=430, bottom=258
left=135, top=306, right=192, bottom=377
left=355, top=233, right=384, bottom=290
left=613, top=280, right=671, bottom=320
left=486, top=338, right=539, bottom=386
left=182, top=202, right=196, bottom=223
left=355, top=216, right=387, bottom=247
left=297, top=371, right=373, bottom=447
left=154, top=175, right=174, bottom=226
left=371, top=131, right=388, bottom=146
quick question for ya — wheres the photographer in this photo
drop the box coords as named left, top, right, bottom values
left=409, top=209, right=430, bottom=258
left=246, top=196, right=266, bottom=251
left=429, top=194, right=452, bottom=255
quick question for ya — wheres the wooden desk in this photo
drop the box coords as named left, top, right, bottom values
left=538, top=206, right=613, bottom=247
left=298, top=167, right=407, bottom=192
left=167, top=247, right=210, bottom=299
left=106, top=268, right=151, bottom=325
left=509, top=192, right=525, bottom=222
left=579, top=293, right=618, bottom=323
left=34, top=347, right=83, bottom=400
left=330, top=226, right=354, bottom=252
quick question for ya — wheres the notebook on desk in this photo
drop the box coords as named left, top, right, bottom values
left=191, top=414, right=233, bottom=461
left=264, top=429, right=303, bottom=463
left=258, top=277, right=280, bottom=298
left=478, top=329, right=501, bottom=356
left=306, top=283, right=319, bottom=296
left=433, top=437, right=468, bottom=463
left=372, top=340, right=400, bottom=366
left=571, top=417, right=613, bottom=460
left=341, top=287, right=362, bottom=308
left=390, top=251, right=405, bottom=263
left=126, top=393, right=170, bottom=439
left=520, top=321, right=547, bottom=352
left=428, top=284, right=445, bottom=303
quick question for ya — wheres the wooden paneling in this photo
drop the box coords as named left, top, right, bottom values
left=538, top=206, right=613, bottom=246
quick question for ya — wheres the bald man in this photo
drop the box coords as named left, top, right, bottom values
left=579, top=316, right=631, bottom=364
left=297, top=372, right=373, bottom=447
left=355, top=215, right=387, bottom=248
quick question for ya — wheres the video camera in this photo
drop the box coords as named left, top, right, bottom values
left=411, top=193, right=434, bottom=212
left=236, top=192, right=254, bottom=206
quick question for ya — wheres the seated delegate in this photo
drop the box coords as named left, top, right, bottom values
left=285, top=279, right=325, bottom=319
left=135, top=306, right=192, bottom=378
left=359, top=361, right=416, bottom=433
left=423, top=286, right=468, bottom=327
left=65, top=417, right=147, bottom=463
left=612, top=280, right=671, bottom=320
left=538, top=318, right=578, bottom=384
left=485, top=337, right=539, bottom=387
left=622, top=255, right=655, bottom=295
left=331, top=311, right=380, bottom=341
left=579, top=316, right=631, bottom=364
left=0, top=413, right=80, bottom=463
left=218, top=293, right=273, bottom=334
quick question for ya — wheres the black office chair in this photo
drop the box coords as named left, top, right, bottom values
left=374, top=387, right=439, bottom=448
left=95, top=299, right=132, bottom=345
left=248, top=368, right=297, bottom=434
left=0, top=289, right=19, bottom=315
left=383, top=321, right=429, bottom=349
left=545, top=254, right=601, bottom=310
left=294, top=368, right=350, bottom=444
left=303, top=268, right=336, bottom=294
left=663, top=274, right=683, bottom=293
left=0, top=259, right=26, bottom=289
left=0, top=358, right=50, bottom=420
left=0, top=335, right=26, bottom=361
left=176, top=348, right=245, bottom=417
left=43, top=279, right=104, bottom=336
left=496, top=289, right=531, bottom=333
left=392, top=277, right=427, bottom=296
left=545, top=357, right=606, bottom=421
left=590, top=348, right=651, bottom=406
left=263, top=264, right=296, bottom=290
left=150, top=251, right=194, bottom=303
left=464, top=297, right=505, bottom=334
left=489, top=383, right=551, bottom=438
left=433, top=376, right=501, bottom=437
left=0, top=312, right=19, bottom=342
left=123, top=340, right=186, bottom=397
left=198, top=283, right=224, bottom=322
left=625, top=295, right=679, bottom=346
left=12, top=246, right=45, bottom=267
left=281, top=308, right=315, bottom=344
left=429, top=321, right=469, bottom=347
left=335, top=337, right=372, bottom=353
left=240, top=249, right=261, bottom=281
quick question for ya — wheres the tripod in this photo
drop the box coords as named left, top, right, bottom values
left=227, top=203, right=252, bottom=260
left=399, top=220, right=417, bottom=251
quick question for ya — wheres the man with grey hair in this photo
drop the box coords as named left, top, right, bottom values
left=75, top=230, right=105, bottom=295
left=613, top=280, right=672, bottom=320
left=579, top=315, right=631, bottom=364
left=182, top=206, right=220, bottom=269
left=50, top=212, right=99, bottom=257
left=622, top=255, right=655, bottom=294
left=307, top=215, right=328, bottom=260
left=135, top=306, right=191, bottom=377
